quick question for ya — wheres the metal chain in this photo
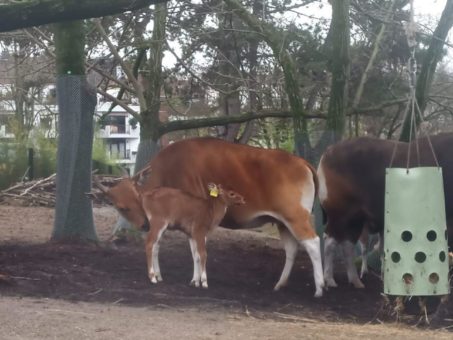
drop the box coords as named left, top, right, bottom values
left=390, top=0, right=440, bottom=170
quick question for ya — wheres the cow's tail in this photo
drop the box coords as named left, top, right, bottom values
left=306, top=161, right=327, bottom=225
left=305, top=161, right=319, bottom=199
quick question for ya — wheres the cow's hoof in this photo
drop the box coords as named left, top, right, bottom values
left=325, top=278, right=338, bottom=288
left=190, top=280, right=200, bottom=288
left=360, top=267, right=368, bottom=279
left=273, top=281, right=286, bottom=291
left=314, top=289, right=323, bottom=298
left=202, top=281, right=208, bottom=289
left=351, top=279, right=365, bottom=289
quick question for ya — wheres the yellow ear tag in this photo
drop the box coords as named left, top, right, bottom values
left=209, top=188, right=219, bottom=197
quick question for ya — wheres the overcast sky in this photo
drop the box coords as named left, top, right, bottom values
left=164, top=1, right=452, bottom=68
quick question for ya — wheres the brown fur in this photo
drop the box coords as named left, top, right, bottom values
left=95, top=137, right=322, bottom=294
left=141, top=184, right=245, bottom=286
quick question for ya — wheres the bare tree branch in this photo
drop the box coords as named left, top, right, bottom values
left=0, top=0, right=167, bottom=32
left=94, top=19, right=147, bottom=109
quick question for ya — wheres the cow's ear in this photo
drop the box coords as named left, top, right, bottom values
left=132, top=165, right=152, bottom=186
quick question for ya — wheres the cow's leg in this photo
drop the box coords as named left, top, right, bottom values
left=342, top=240, right=365, bottom=288
left=300, top=235, right=324, bottom=297
left=323, top=234, right=338, bottom=288
left=189, top=238, right=201, bottom=287
left=274, top=225, right=299, bottom=291
left=358, top=229, right=369, bottom=279
left=145, top=221, right=167, bottom=284
left=282, top=205, right=324, bottom=297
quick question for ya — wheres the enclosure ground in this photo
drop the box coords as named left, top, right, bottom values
left=0, top=205, right=451, bottom=339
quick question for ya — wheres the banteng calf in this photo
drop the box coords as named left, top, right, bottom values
left=94, top=179, right=245, bottom=288
left=141, top=183, right=245, bottom=288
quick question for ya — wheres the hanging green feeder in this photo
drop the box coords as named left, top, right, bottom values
left=383, top=167, right=450, bottom=296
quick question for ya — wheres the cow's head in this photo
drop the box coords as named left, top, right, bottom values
left=91, top=166, right=152, bottom=231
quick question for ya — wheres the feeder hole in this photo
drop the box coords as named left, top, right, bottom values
left=439, top=251, right=446, bottom=262
left=391, top=252, right=401, bottom=263
left=401, top=231, right=412, bottom=242
left=429, top=273, right=439, bottom=284
left=415, top=252, right=426, bottom=263
left=402, top=273, right=413, bottom=285
left=426, top=230, right=437, bottom=241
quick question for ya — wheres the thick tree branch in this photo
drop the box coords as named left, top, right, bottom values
left=0, top=0, right=167, bottom=32
left=159, top=110, right=329, bottom=135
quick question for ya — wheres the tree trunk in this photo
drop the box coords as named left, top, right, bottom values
left=140, top=2, right=167, bottom=151
left=399, top=0, right=453, bottom=142
left=52, top=21, right=98, bottom=242
left=324, top=0, right=350, bottom=144
left=113, top=3, right=167, bottom=235
left=0, top=0, right=166, bottom=32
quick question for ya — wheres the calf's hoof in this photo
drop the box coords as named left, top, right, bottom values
left=190, top=279, right=200, bottom=288
left=148, top=272, right=162, bottom=284
left=201, top=281, right=208, bottom=289
left=314, top=288, right=323, bottom=298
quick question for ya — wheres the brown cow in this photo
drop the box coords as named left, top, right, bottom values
left=318, top=133, right=453, bottom=289
left=94, top=137, right=324, bottom=297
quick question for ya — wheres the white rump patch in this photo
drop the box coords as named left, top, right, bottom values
left=317, top=156, right=328, bottom=203
left=300, top=166, right=315, bottom=213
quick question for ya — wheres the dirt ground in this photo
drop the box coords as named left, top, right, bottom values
left=0, top=204, right=452, bottom=339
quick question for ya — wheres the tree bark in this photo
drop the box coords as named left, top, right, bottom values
left=51, top=21, right=98, bottom=242
left=0, top=0, right=166, bottom=32
left=399, top=0, right=453, bottom=142
left=324, top=0, right=350, bottom=144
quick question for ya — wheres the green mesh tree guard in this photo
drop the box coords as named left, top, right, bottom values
left=383, top=167, right=450, bottom=296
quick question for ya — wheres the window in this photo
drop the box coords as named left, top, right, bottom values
left=109, top=140, right=126, bottom=159
left=106, top=115, right=126, bottom=134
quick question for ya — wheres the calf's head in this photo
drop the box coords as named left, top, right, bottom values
left=92, top=169, right=150, bottom=231
left=208, top=183, right=246, bottom=206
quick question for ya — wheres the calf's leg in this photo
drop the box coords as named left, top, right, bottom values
left=145, top=221, right=167, bottom=284
left=195, top=234, right=208, bottom=288
left=189, top=238, right=201, bottom=287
